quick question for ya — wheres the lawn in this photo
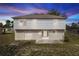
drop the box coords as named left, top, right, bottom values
left=0, top=32, right=79, bottom=56
left=0, top=33, right=14, bottom=45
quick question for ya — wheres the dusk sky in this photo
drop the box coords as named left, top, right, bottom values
left=0, top=3, right=79, bottom=24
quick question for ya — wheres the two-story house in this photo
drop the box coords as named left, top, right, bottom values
left=12, top=14, right=66, bottom=43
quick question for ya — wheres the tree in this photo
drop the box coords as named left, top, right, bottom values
left=66, top=25, right=71, bottom=30
left=48, top=9, right=60, bottom=16
left=11, top=21, right=14, bottom=28
left=0, top=23, right=3, bottom=27
left=71, top=23, right=78, bottom=29
left=2, top=20, right=11, bottom=33
left=0, top=23, right=3, bottom=34
left=4, top=20, right=11, bottom=28
left=61, top=12, right=67, bottom=17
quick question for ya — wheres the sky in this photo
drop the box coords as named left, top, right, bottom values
left=0, top=3, right=79, bottom=25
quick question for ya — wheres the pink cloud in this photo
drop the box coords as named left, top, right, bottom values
left=0, top=5, right=48, bottom=16
left=0, top=13, right=17, bottom=16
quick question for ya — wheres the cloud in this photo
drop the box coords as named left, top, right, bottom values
left=68, top=14, right=79, bottom=18
left=65, top=8, right=79, bottom=16
left=66, top=13, right=79, bottom=24
left=0, top=13, right=17, bottom=16
left=0, top=5, right=48, bottom=16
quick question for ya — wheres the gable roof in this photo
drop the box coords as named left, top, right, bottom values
left=12, top=14, right=66, bottom=19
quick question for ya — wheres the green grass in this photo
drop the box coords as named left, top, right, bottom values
left=0, top=32, right=79, bottom=56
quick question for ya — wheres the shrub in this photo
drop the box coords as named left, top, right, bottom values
left=64, top=36, right=69, bottom=42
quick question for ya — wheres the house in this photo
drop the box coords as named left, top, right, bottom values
left=2, top=25, right=14, bottom=34
left=0, top=27, right=2, bottom=34
left=2, top=28, right=14, bottom=34
left=12, top=14, right=66, bottom=44
left=0, top=23, right=3, bottom=34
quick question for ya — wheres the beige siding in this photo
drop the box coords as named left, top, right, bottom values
left=49, top=31, right=64, bottom=40
left=15, top=31, right=25, bottom=40
left=15, top=31, right=42, bottom=40
left=32, top=32, right=42, bottom=40
left=56, top=31, right=64, bottom=40
left=36, top=31, right=64, bottom=44
left=49, top=31, right=56, bottom=40
left=15, top=30, right=64, bottom=43
left=25, top=31, right=41, bottom=40
left=14, top=19, right=65, bottom=30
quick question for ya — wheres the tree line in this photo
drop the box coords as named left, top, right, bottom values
left=66, top=22, right=79, bottom=33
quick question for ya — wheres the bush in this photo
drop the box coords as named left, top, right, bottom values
left=64, top=36, right=69, bottom=42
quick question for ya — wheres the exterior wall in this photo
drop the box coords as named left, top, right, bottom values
left=15, top=31, right=25, bottom=40
left=14, top=19, right=65, bottom=30
left=36, top=30, right=64, bottom=43
left=15, top=30, right=42, bottom=40
left=15, top=30, right=64, bottom=43
left=49, top=30, right=64, bottom=40
left=14, top=18, right=65, bottom=43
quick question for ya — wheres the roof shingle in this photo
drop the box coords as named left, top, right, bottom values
left=12, top=14, right=66, bottom=19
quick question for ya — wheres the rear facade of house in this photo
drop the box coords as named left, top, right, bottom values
left=13, top=14, right=66, bottom=44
